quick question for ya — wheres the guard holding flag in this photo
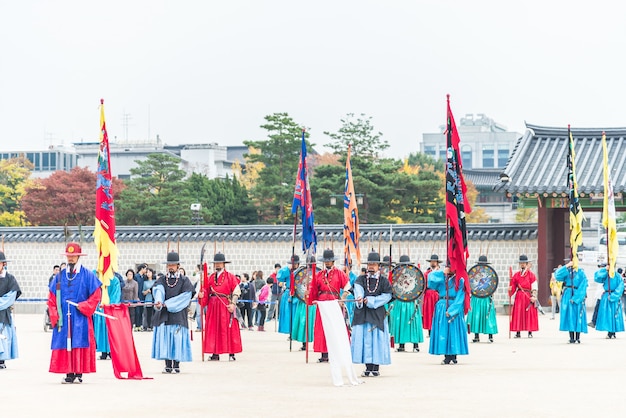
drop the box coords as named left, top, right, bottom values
left=554, top=260, right=588, bottom=343
left=47, top=242, right=102, bottom=384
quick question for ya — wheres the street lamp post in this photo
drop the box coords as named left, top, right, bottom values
left=330, top=193, right=367, bottom=223
left=190, top=203, right=203, bottom=225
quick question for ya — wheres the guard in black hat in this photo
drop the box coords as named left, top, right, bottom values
left=197, top=252, right=242, bottom=361
left=423, top=254, right=442, bottom=337
left=466, top=255, right=498, bottom=343
left=426, top=263, right=470, bottom=365
left=309, top=249, right=351, bottom=362
left=0, top=251, right=21, bottom=369
left=389, top=255, right=424, bottom=353
left=509, top=254, right=539, bottom=338
left=351, top=251, right=393, bottom=377
left=553, top=260, right=589, bottom=343
left=151, top=250, right=194, bottom=373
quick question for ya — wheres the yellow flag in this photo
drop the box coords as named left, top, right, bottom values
left=602, top=133, right=618, bottom=277
left=568, top=129, right=584, bottom=269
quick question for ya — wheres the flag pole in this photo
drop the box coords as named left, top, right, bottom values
left=289, top=211, right=298, bottom=352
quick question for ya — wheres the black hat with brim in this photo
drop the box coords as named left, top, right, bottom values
left=163, top=251, right=180, bottom=264
left=363, top=251, right=381, bottom=264
left=397, top=255, right=412, bottom=265
left=0, top=251, right=9, bottom=263
left=287, top=255, right=300, bottom=265
left=519, top=254, right=530, bottom=263
left=426, top=254, right=441, bottom=263
left=318, top=249, right=338, bottom=262
left=477, top=255, right=490, bottom=264
left=212, top=252, right=231, bottom=263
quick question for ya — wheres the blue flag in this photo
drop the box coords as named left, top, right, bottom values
left=292, top=131, right=317, bottom=253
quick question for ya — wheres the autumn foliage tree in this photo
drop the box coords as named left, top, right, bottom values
left=22, top=166, right=125, bottom=226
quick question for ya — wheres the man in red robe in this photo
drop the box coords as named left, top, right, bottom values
left=308, top=249, right=350, bottom=363
left=47, top=242, right=102, bottom=384
left=422, top=254, right=442, bottom=336
left=508, top=254, right=539, bottom=338
left=198, top=252, right=242, bottom=361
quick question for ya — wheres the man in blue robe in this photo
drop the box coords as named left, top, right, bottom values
left=94, top=271, right=122, bottom=359
left=351, top=251, right=392, bottom=377
left=594, top=265, right=625, bottom=339
left=0, top=251, right=21, bottom=369
left=151, top=251, right=194, bottom=373
left=554, top=260, right=588, bottom=343
left=428, top=265, right=469, bottom=365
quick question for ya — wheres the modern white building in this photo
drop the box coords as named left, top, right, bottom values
left=421, top=113, right=523, bottom=223
left=1, top=138, right=247, bottom=180
left=421, top=113, right=519, bottom=169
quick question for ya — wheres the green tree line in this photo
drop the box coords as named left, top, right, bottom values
left=0, top=112, right=489, bottom=227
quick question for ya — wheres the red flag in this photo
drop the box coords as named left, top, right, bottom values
left=103, top=304, right=151, bottom=379
left=94, top=99, right=119, bottom=305
left=445, top=95, right=471, bottom=313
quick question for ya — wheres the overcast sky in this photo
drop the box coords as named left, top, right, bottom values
left=1, top=1, right=625, bottom=159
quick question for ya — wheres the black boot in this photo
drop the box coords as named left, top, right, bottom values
left=173, top=360, right=180, bottom=373
left=300, top=343, right=306, bottom=351
left=362, top=363, right=373, bottom=377
left=397, top=343, right=406, bottom=352
left=318, top=352, right=329, bottom=363
left=371, top=364, right=380, bottom=376
left=441, top=355, right=451, bottom=365
left=75, top=373, right=83, bottom=383
left=413, top=343, right=420, bottom=352
left=472, top=333, right=480, bottom=343
left=451, top=355, right=458, bottom=364
left=163, top=359, right=173, bottom=373
left=62, top=373, right=75, bottom=384
left=514, top=332, right=521, bottom=338
left=528, top=332, right=533, bottom=338
left=488, top=334, right=494, bottom=343
left=569, top=332, right=575, bottom=344
left=575, top=332, right=580, bottom=343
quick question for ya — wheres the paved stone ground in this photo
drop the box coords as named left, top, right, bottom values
left=2, top=310, right=624, bottom=418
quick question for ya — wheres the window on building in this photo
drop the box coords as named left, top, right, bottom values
left=461, top=145, right=472, bottom=169
left=424, top=145, right=436, bottom=159
left=42, top=153, right=50, bottom=170
left=498, top=147, right=509, bottom=167
left=50, top=152, right=57, bottom=170
left=483, top=145, right=494, bottom=168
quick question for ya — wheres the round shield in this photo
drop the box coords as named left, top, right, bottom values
left=391, top=264, right=425, bottom=302
left=467, top=263, right=499, bottom=298
left=294, top=265, right=321, bottom=303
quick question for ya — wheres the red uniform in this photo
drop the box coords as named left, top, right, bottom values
left=308, top=267, right=348, bottom=353
left=508, top=270, right=539, bottom=332
left=422, top=268, right=440, bottom=330
left=200, top=270, right=242, bottom=355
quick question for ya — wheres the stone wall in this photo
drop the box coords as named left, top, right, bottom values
left=6, top=229, right=537, bottom=313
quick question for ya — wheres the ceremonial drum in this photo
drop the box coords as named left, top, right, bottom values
left=293, top=265, right=322, bottom=303
left=467, top=263, right=499, bottom=298
left=391, top=263, right=426, bottom=302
